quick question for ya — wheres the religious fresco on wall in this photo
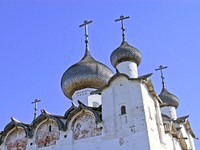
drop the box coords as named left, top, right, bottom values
left=5, top=128, right=28, bottom=150
left=73, top=113, right=102, bottom=140
left=35, top=120, right=60, bottom=148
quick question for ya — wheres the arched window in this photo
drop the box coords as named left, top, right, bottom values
left=121, top=105, right=126, bottom=115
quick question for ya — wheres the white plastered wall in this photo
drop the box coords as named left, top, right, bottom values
left=101, top=76, right=165, bottom=150
left=116, top=61, right=138, bottom=78
left=161, top=106, right=177, bottom=120
left=72, top=88, right=101, bottom=107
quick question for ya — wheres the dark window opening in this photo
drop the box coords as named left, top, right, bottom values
left=49, top=125, right=52, bottom=132
left=121, top=105, right=126, bottom=115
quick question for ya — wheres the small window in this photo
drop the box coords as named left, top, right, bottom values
left=121, top=106, right=126, bottom=115
left=49, top=125, right=52, bottom=132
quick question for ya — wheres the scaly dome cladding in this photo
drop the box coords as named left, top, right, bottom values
left=61, top=52, right=114, bottom=100
left=110, top=41, right=142, bottom=68
left=159, top=87, right=179, bottom=108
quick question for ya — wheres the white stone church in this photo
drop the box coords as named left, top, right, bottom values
left=0, top=16, right=197, bottom=150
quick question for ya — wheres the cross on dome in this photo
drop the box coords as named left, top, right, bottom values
left=155, top=65, right=168, bottom=88
left=115, top=15, right=130, bottom=42
left=79, top=20, right=93, bottom=54
left=31, top=99, right=41, bottom=120
left=61, top=19, right=114, bottom=100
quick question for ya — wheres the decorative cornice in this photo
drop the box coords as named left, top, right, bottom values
left=31, top=109, right=65, bottom=131
left=65, top=102, right=102, bottom=130
left=0, top=117, right=32, bottom=144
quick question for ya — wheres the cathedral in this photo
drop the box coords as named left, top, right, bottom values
left=0, top=16, right=197, bottom=150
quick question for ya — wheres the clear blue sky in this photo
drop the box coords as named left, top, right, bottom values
left=0, top=0, right=199, bottom=148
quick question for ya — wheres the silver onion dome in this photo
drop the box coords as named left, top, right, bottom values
left=61, top=51, right=114, bottom=100
left=61, top=19, right=114, bottom=99
left=159, top=87, right=179, bottom=108
left=110, top=41, right=142, bottom=68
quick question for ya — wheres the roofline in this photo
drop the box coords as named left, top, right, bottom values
left=91, top=72, right=153, bottom=94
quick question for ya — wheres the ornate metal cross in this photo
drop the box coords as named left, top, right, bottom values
left=31, top=99, right=41, bottom=120
left=155, top=65, right=168, bottom=88
left=115, top=15, right=130, bottom=42
left=79, top=20, right=93, bottom=51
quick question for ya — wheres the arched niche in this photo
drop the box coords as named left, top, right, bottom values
left=71, top=112, right=102, bottom=140
left=35, top=119, right=60, bottom=148
left=5, top=127, right=28, bottom=150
